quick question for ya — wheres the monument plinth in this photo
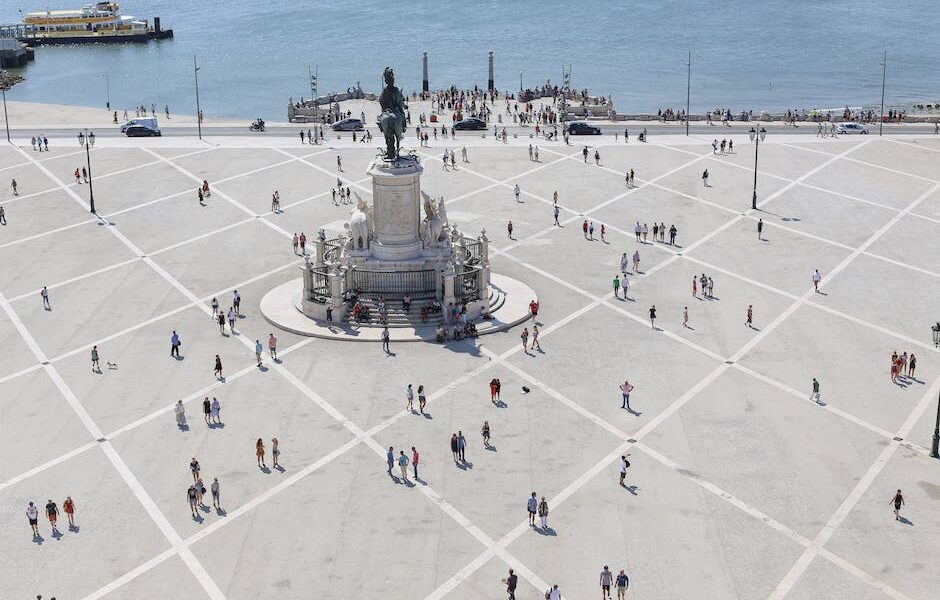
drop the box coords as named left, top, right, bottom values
left=369, top=157, right=423, bottom=261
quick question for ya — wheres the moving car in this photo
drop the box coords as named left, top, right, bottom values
left=453, top=117, right=487, bottom=130
left=124, top=124, right=161, bottom=137
left=836, top=122, right=869, bottom=134
left=120, top=117, right=158, bottom=132
left=332, top=118, right=364, bottom=131
left=567, top=121, right=601, bottom=135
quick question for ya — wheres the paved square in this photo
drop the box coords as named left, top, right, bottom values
left=1, top=132, right=938, bottom=600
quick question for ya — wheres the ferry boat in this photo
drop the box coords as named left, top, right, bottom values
left=20, top=2, right=172, bottom=44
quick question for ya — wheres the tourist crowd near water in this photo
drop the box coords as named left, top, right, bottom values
left=4, top=61, right=938, bottom=598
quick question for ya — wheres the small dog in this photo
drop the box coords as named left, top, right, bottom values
left=521, top=386, right=530, bottom=394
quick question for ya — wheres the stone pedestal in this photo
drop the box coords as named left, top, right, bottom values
left=368, top=157, right=423, bottom=261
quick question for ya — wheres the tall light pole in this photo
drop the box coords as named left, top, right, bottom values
left=931, top=322, right=940, bottom=458
left=193, top=55, right=202, bottom=140
left=686, top=50, right=691, bottom=136
left=519, top=70, right=523, bottom=92
left=748, top=126, right=767, bottom=210
left=77, top=129, right=96, bottom=213
left=879, top=51, right=886, bottom=136
left=105, top=72, right=110, bottom=110
left=0, top=70, right=24, bottom=143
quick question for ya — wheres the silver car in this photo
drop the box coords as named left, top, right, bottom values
left=331, top=118, right=364, bottom=132
left=836, top=122, right=869, bottom=134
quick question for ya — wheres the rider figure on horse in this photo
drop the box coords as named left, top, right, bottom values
left=377, top=67, right=408, bottom=160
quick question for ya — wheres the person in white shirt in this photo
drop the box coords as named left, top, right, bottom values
left=513, top=183, right=521, bottom=202
left=812, top=269, right=822, bottom=292
left=26, top=502, right=39, bottom=537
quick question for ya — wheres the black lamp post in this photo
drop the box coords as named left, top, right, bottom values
left=77, top=129, right=96, bottom=213
left=194, top=55, right=202, bottom=140
left=748, top=126, right=767, bottom=210
left=0, top=70, right=25, bottom=143
left=931, top=322, right=940, bottom=458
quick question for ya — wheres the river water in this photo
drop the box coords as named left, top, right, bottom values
left=2, top=0, right=938, bottom=119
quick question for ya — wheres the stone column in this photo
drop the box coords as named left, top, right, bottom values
left=315, top=238, right=326, bottom=267
left=479, top=228, right=489, bottom=267
left=487, top=51, right=494, bottom=93
left=422, top=52, right=429, bottom=93
left=443, top=267, right=457, bottom=308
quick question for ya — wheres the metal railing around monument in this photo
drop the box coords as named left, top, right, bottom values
left=351, top=268, right=438, bottom=298
left=303, top=265, right=331, bottom=303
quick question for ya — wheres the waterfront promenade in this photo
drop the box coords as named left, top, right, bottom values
left=1, top=128, right=939, bottom=600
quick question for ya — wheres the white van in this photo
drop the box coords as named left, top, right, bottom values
left=120, top=117, right=159, bottom=132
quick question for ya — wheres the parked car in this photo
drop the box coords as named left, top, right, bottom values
left=836, top=122, right=869, bottom=134
left=453, top=117, right=487, bottom=131
left=332, top=118, right=364, bottom=131
left=567, top=121, right=601, bottom=135
left=124, top=124, right=161, bottom=137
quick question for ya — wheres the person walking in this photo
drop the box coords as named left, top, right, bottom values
left=397, top=450, right=409, bottom=482
left=538, top=496, right=549, bottom=529
left=187, top=485, right=198, bottom=517
left=255, top=339, right=263, bottom=367
left=812, top=269, right=822, bottom=292
left=227, top=307, right=236, bottom=334
left=209, top=397, right=221, bottom=425
left=45, top=499, right=59, bottom=534
left=91, top=346, right=100, bottom=373
left=299, top=232, right=307, bottom=254
left=189, top=456, right=200, bottom=481
left=891, top=489, right=905, bottom=520
left=619, top=454, right=631, bottom=486
left=232, top=290, right=241, bottom=316
left=600, top=566, right=614, bottom=600
left=757, top=218, right=763, bottom=241
left=548, top=584, right=561, bottom=600
left=418, top=384, right=427, bottom=414
left=582, top=219, right=589, bottom=239
left=683, top=306, right=689, bottom=328
left=450, top=433, right=459, bottom=463
left=382, top=327, right=391, bottom=353
left=170, top=331, right=181, bottom=358
left=256, top=438, right=266, bottom=469
left=503, top=569, right=518, bottom=600
left=0, top=205, right=5, bottom=226
left=507, top=220, right=513, bottom=239
left=620, top=380, right=634, bottom=410
left=292, top=233, right=299, bottom=254
left=613, top=275, right=621, bottom=299
left=530, top=324, right=541, bottom=352
left=649, top=304, right=657, bottom=329
left=27, top=501, right=39, bottom=537
left=406, top=383, right=415, bottom=412
left=175, top=399, right=186, bottom=428
left=457, top=431, right=467, bottom=462
left=210, top=478, right=221, bottom=510
left=527, top=492, right=538, bottom=526
left=489, top=378, right=498, bottom=404
left=513, top=183, right=521, bottom=202
left=554, top=204, right=560, bottom=226
left=521, top=327, right=529, bottom=353
left=213, top=355, right=223, bottom=380
left=386, top=446, right=395, bottom=475
left=615, top=570, right=629, bottom=599
left=702, top=169, right=709, bottom=186
left=271, top=437, right=280, bottom=469
left=268, top=333, right=278, bottom=360
left=41, top=286, right=51, bottom=310
left=811, top=377, right=821, bottom=403
left=620, top=253, right=629, bottom=278
left=411, top=446, right=419, bottom=480
left=632, top=250, right=640, bottom=273
left=202, top=397, right=211, bottom=425
left=745, top=305, right=753, bottom=328
left=482, top=420, right=491, bottom=447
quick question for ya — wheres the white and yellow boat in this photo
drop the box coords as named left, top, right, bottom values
left=21, top=2, right=172, bottom=44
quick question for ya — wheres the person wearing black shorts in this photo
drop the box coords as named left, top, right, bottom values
left=891, top=489, right=905, bottom=520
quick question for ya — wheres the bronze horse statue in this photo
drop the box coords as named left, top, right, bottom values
left=376, top=67, right=407, bottom=160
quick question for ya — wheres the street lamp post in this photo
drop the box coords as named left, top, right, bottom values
left=686, top=50, right=691, bottom=136
left=748, top=126, right=767, bottom=210
left=0, top=70, right=25, bottom=143
left=77, top=129, right=96, bottom=213
left=931, top=322, right=940, bottom=458
left=879, top=51, right=886, bottom=137
left=193, top=56, right=202, bottom=140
